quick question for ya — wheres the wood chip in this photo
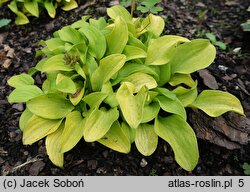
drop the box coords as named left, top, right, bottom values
left=198, top=69, right=219, bottom=89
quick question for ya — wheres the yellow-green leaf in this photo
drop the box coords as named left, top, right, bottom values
left=45, top=123, right=64, bottom=167
left=122, top=45, right=147, bottom=61
left=7, top=73, right=34, bottom=88
left=41, top=54, right=73, bottom=73
left=69, top=83, right=85, bottom=106
left=189, top=90, right=244, bottom=117
left=98, top=121, right=131, bottom=153
left=116, top=82, right=147, bottom=128
left=91, top=54, right=126, bottom=91
left=155, top=115, right=199, bottom=171
left=55, top=73, right=76, bottom=93
left=8, top=1, right=29, bottom=25
left=122, top=72, right=157, bottom=92
left=141, top=102, right=160, bottom=123
left=58, top=26, right=83, bottom=44
left=156, top=95, right=187, bottom=120
left=135, top=124, right=158, bottom=156
left=106, top=17, right=128, bottom=54
left=23, top=115, right=62, bottom=145
left=27, top=94, right=74, bottom=119
left=79, top=24, right=106, bottom=60
left=170, top=39, right=216, bottom=74
left=19, top=108, right=33, bottom=131
left=8, top=85, right=43, bottom=103
left=107, top=5, right=132, bottom=22
left=60, top=111, right=84, bottom=153
left=169, top=73, right=196, bottom=88
left=83, top=92, right=108, bottom=108
left=83, top=107, right=119, bottom=142
left=24, top=0, right=39, bottom=17
left=145, top=35, right=190, bottom=65
left=61, top=0, right=78, bottom=11
left=44, top=0, right=56, bottom=18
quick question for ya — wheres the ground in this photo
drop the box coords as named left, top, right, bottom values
left=0, top=0, right=250, bottom=176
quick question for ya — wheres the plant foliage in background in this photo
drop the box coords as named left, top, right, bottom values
left=0, top=0, right=78, bottom=25
left=120, top=0, right=163, bottom=14
left=241, top=6, right=250, bottom=32
left=205, top=33, right=227, bottom=51
left=0, top=18, right=11, bottom=28
left=7, top=5, right=244, bottom=171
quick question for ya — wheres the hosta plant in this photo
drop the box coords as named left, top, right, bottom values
left=1, top=0, right=78, bottom=25
left=8, top=5, right=244, bottom=171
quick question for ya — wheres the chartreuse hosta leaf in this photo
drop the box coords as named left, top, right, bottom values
left=27, top=94, right=74, bottom=119
left=8, top=1, right=29, bottom=25
left=116, top=82, right=147, bottom=128
left=60, top=111, right=84, bottom=153
left=69, top=83, right=85, bottom=106
left=46, top=123, right=64, bottom=168
left=61, top=0, right=78, bottom=11
left=79, top=24, right=106, bottom=60
left=155, top=115, right=199, bottom=171
left=55, top=73, right=76, bottom=94
left=83, top=92, right=108, bottom=108
left=91, top=54, right=126, bottom=91
left=8, top=85, right=43, bottom=103
left=44, top=0, right=56, bottom=18
left=101, top=82, right=119, bottom=108
left=83, top=107, right=119, bottom=142
left=106, top=17, right=128, bottom=55
left=98, top=121, right=131, bottom=153
left=24, top=0, right=39, bottom=17
left=189, top=90, right=244, bottom=117
left=169, top=73, right=196, bottom=88
left=142, top=102, right=160, bottom=123
left=170, top=39, right=216, bottom=74
left=22, top=115, right=63, bottom=145
left=122, top=45, right=147, bottom=61
left=7, top=73, right=34, bottom=88
left=19, top=108, right=33, bottom=131
left=122, top=72, right=157, bottom=92
left=135, top=124, right=158, bottom=156
left=107, top=5, right=132, bottom=22
left=58, top=26, right=84, bottom=45
left=145, top=35, right=190, bottom=65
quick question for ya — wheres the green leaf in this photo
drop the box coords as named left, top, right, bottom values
left=24, top=0, right=39, bottom=17
left=189, top=90, right=244, bottom=117
left=116, top=82, right=147, bottom=128
left=113, top=62, right=159, bottom=85
left=172, top=85, right=198, bottom=107
left=155, top=115, right=199, bottom=171
left=128, top=35, right=147, bottom=51
left=205, top=33, right=216, bottom=43
left=83, top=107, right=119, bottom=142
left=55, top=73, right=76, bottom=94
left=58, top=26, right=83, bottom=44
left=122, top=45, right=147, bottom=61
left=145, top=35, right=190, bottom=65
left=106, top=17, right=128, bottom=54
left=144, top=14, right=165, bottom=37
left=45, top=123, right=64, bottom=167
left=0, top=19, right=11, bottom=28
left=158, top=64, right=171, bottom=86
left=121, top=122, right=136, bottom=143
left=45, top=38, right=65, bottom=51
left=101, top=82, right=119, bottom=108
left=135, top=124, right=158, bottom=156
left=8, top=85, right=43, bottom=103
left=69, top=83, right=85, bottom=106
left=83, top=92, right=108, bottom=108
left=170, top=39, right=216, bottom=74
left=79, top=24, right=106, bottom=60
left=169, top=73, right=196, bottom=88
left=8, top=1, right=29, bottom=25
left=122, top=72, right=157, bottom=92
left=19, top=108, right=33, bottom=131
left=27, top=94, right=74, bottom=119
left=61, top=0, right=78, bottom=11
left=107, top=5, right=132, bottom=22
left=44, top=0, right=56, bottom=18
left=41, top=54, right=73, bottom=73
left=60, top=111, right=84, bottom=153
left=98, top=121, right=131, bottom=153
left=7, top=73, right=34, bottom=88
left=91, top=54, right=126, bottom=91
left=141, top=102, right=160, bottom=123
left=23, top=115, right=63, bottom=145
left=215, top=41, right=227, bottom=50
left=156, top=95, right=187, bottom=120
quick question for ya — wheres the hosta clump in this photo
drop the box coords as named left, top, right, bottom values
left=1, top=0, right=78, bottom=25
left=8, top=5, right=244, bottom=171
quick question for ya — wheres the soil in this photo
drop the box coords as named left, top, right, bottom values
left=0, top=0, right=250, bottom=176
